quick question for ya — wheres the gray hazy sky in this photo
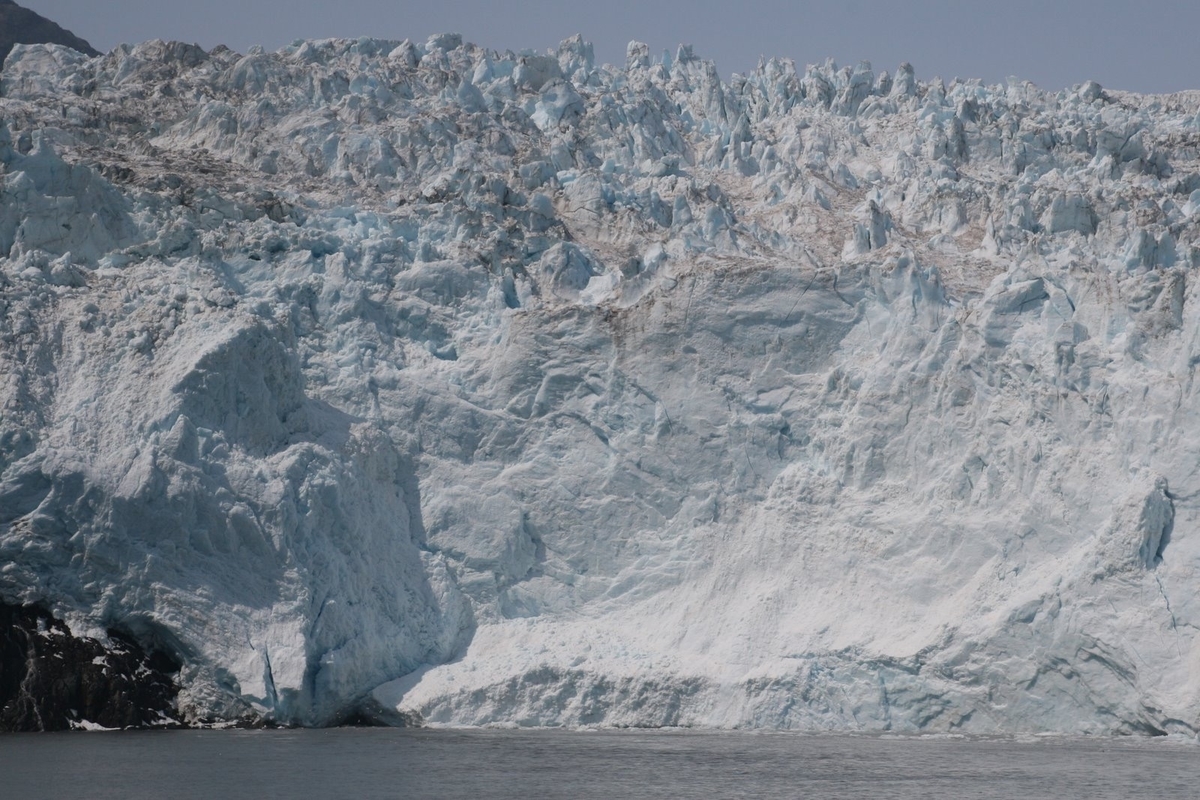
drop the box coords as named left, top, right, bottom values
left=19, top=1, right=1200, bottom=93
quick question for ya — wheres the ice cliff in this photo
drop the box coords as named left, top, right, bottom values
left=2, top=34, right=1200, bottom=733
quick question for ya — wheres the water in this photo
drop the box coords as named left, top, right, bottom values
left=1, top=728, right=1197, bottom=799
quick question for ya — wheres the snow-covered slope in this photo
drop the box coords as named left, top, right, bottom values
left=2, top=34, right=1200, bottom=733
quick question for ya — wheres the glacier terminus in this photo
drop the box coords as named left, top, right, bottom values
left=1, top=33, right=1200, bottom=734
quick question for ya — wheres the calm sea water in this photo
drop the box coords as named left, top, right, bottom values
left=1, top=728, right=1197, bottom=799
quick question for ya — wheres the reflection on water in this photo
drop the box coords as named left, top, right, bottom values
left=1, top=727, right=1197, bottom=799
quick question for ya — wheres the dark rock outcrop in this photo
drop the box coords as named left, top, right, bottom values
left=0, top=602, right=182, bottom=731
left=0, top=0, right=100, bottom=66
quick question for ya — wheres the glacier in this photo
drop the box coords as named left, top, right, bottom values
left=1, top=34, right=1200, bottom=733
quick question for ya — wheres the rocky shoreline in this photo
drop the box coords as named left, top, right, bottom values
left=0, top=601, right=181, bottom=731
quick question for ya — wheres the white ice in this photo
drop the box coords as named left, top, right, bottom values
left=1, top=35, right=1199, bottom=734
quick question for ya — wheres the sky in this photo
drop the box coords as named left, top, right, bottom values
left=20, top=0, right=1200, bottom=94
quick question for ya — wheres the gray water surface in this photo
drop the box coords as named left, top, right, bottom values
left=1, top=728, right=1197, bottom=799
